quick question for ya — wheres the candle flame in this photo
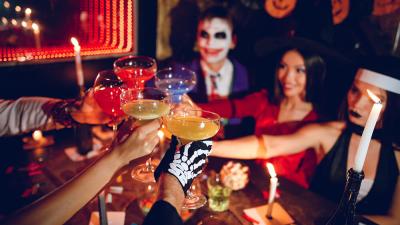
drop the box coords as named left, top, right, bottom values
left=70, top=37, right=80, bottom=47
left=266, top=163, right=277, bottom=178
left=367, top=89, right=381, bottom=104
left=21, top=21, right=27, bottom=28
left=32, top=23, right=39, bottom=33
left=157, top=130, right=164, bottom=139
left=25, top=8, right=32, bottom=16
left=32, top=130, right=43, bottom=141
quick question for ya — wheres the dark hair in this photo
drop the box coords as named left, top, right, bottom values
left=198, top=6, right=235, bottom=35
left=272, top=48, right=326, bottom=107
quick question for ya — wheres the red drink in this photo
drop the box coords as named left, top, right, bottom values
left=94, top=86, right=125, bottom=117
left=115, top=67, right=156, bottom=88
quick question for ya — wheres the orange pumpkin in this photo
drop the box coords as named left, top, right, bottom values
left=265, top=0, right=297, bottom=19
left=331, top=0, right=350, bottom=25
left=373, top=0, right=400, bottom=16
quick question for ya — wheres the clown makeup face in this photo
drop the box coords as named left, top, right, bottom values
left=197, top=18, right=235, bottom=65
left=277, top=50, right=307, bottom=99
left=347, top=75, right=387, bottom=127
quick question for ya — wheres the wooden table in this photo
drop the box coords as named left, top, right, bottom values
left=0, top=129, right=376, bottom=225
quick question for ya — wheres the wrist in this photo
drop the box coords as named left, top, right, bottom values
left=51, top=100, right=80, bottom=127
left=158, top=174, right=185, bottom=210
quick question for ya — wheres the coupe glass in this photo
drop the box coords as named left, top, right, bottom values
left=93, top=70, right=125, bottom=132
left=113, top=55, right=157, bottom=89
left=121, top=87, right=170, bottom=183
left=163, top=109, right=220, bottom=209
left=155, top=67, right=196, bottom=105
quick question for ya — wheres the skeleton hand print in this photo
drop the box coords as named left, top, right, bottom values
left=154, top=136, right=213, bottom=193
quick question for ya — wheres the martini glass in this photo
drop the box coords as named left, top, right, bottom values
left=121, top=87, right=170, bottom=183
left=113, top=55, right=157, bottom=89
left=155, top=67, right=197, bottom=105
left=163, top=109, right=220, bottom=209
left=93, top=70, right=125, bottom=132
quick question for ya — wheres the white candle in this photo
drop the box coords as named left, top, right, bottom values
left=266, top=162, right=278, bottom=218
left=25, top=8, right=32, bottom=20
left=353, top=90, right=383, bottom=172
left=32, top=23, right=41, bottom=49
left=70, top=37, right=85, bottom=88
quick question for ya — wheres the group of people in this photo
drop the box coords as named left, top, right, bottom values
left=1, top=5, right=400, bottom=225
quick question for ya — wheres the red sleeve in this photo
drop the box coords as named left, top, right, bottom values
left=198, top=89, right=270, bottom=119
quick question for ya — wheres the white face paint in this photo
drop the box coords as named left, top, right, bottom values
left=197, top=18, right=234, bottom=65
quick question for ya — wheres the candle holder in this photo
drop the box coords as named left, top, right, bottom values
left=325, top=168, right=364, bottom=225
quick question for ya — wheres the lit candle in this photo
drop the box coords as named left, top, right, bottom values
left=32, top=130, right=43, bottom=142
left=266, top=162, right=278, bottom=219
left=157, top=130, right=165, bottom=151
left=25, top=8, right=32, bottom=20
left=32, top=23, right=41, bottom=49
left=70, top=37, right=85, bottom=90
left=32, top=130, right=45, bottom=145
left=353, top=90, right=383, bottom=172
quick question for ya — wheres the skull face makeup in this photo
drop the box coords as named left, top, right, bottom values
left=197, top=18, right=235, bottom=65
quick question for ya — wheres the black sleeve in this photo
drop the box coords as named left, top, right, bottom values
left=142, top=200, right=183, bottom=225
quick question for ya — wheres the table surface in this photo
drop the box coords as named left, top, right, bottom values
left=0, top=128, right=376, bottom=225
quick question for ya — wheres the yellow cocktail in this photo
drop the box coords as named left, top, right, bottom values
left=122, top=99, right=170, bottom=120
left=163, top=109, right=220, bottom=209
left=164, top=116, right=219, bottom=143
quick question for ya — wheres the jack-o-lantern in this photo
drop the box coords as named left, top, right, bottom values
left=265, top=0, right=297, bottom=19
left=331, top=0, right=350, bottom=25
left=373, top=0, right=400, bottom=16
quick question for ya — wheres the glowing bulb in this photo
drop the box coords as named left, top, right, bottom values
left=11, top=19, right=17, bottom=26
left=25, top=8, right=32, bottom=17
left=15, top=5, right=21, bottom=12
left=32, top=23, right=40, bottom=34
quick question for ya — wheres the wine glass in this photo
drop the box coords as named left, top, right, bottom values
left=93, top=70, right=125, bottom=132
left=155, top=67, right=197, bottom=105
left=120, top=87, right=170, bottom=183
left=163, top=109, right=220, bottom=209
left=113, top=55, right=157, bottom=89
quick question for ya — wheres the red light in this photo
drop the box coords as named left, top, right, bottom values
left=0, top=0, right=137, bottom=64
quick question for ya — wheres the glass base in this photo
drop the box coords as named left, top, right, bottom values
left=182, top=194, right=207, bottom=210
left=131, top=163, right=157, bottom=183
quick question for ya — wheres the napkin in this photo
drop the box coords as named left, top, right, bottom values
left=243, top=202, right=294, bottom=225
left=88, top=211, right=125, bottom=225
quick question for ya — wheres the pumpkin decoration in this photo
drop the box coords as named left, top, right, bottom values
left=265, top=0, right=297, bottom=19
left=331, top=0, right=350, bottom=25
left=373, top=0, right=400, bottom=16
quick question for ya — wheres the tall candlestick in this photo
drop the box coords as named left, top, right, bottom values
left=157, top=130, right=165, bottom=151
left=32, top=23, right=41, bottom=49
left=353, top=90, right=383, bottom=172
left=266, top=162, right=278, bottom=219
left=70, top=37, right=85, bottom=94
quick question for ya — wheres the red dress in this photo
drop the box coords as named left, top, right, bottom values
left=200, top=90, right=319, bottom=188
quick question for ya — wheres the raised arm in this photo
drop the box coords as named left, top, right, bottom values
left=3, top=119, right=160, bottom=225
left=211, top=122, right=341, bottom=160
left=0, top=89, right=110, bottom=137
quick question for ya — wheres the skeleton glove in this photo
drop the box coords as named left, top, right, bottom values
left=154, top=136, right=213, bottom=193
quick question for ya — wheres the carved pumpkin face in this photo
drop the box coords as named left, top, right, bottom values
left=373, top=0, right=400, bottom=16
left=331, top=0, right=350, bottom=25
left=265, top=0, right=297, bottom=19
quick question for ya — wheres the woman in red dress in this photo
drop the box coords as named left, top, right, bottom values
left=198, top=47, right=326, bottom=188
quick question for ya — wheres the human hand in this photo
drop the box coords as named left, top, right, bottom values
left=154, top=136, right=213, bottom=193
left=111, top=119, right=161, bottom=167
left=70, top=89, right=113, bottom=125
left=172, top=94, right=201, bottom=112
